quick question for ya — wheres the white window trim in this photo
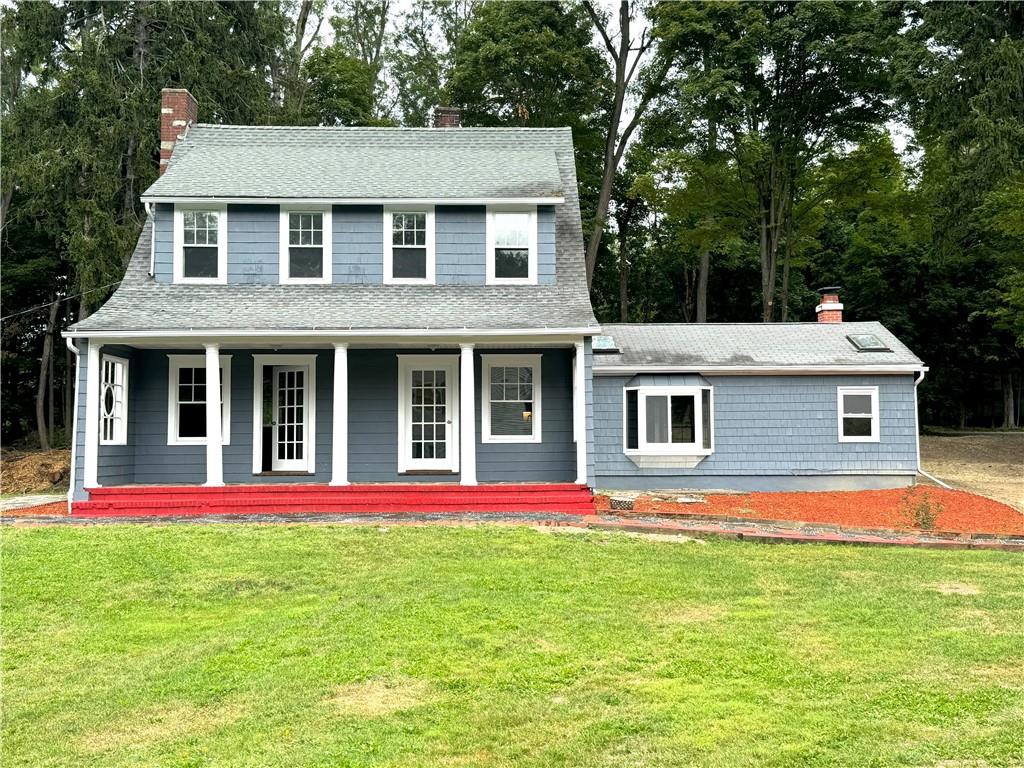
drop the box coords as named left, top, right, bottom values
left=251, top=354, right=318, bottom=475
left=99, top=354, right=129, bottom=446
left=486, top=205, right=538, bottom=285
left=279, top=206, right=332, bottom=284
left=167, top=354, right=232, bottom=446
left=837, top=386, right=880, bottom=443
left=481, top=354, right=542, bottom=444
left=623, top=385, right=714, bottom=457
left=396, top=354, right=460, bottom=473
left=173, top=204, right=228, bottom=284
left=384, top=205, right=435, bottom=285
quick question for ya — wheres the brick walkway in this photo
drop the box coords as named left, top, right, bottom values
left=4, top=509, right=1022, bottom=551
left=0, top=494, right=65, bottom=513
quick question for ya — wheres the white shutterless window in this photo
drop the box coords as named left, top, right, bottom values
left=384, top=206, right=435, bottom=284
left=99, top=354, right=129, bottom=445
left=486, top=207, right=537, bottom=284
left=837, top=386, right=879, bottom=442
left=174, top=205, right=227, bottom=283
left=482, top=354, right=542, bottom=443
left=167, top=355, right=232, bottom=446
left=280, top=207, right=332, bottom=283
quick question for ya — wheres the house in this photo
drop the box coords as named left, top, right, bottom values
left=64, top=89, right=927, bottom=515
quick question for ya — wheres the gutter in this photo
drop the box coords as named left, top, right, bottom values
left=913, top=368, right=952, bottom=489
left=65, top=337, right=80, bottom=513
left=64, top=326, right=603, bottom=340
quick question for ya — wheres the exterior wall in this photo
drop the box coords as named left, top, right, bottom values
left=81, top=346, right=576, bottom=488
left=151, top=203, right=557, bottom=286
left=72, top=340, right=88, bottom=501
left=593, top=373, right=919, bottom=492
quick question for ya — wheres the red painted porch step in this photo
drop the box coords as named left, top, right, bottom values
left=74, top=484, right=596, bottom=517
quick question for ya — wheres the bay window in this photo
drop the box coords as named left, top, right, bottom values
left=624, top=386, right=714, bottom=455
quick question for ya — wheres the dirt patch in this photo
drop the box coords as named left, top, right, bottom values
left=80, top=699, right=245, bottom=753
left=1, top=449, right=71, bottom=495
left=921, top=433, right=1024, bottom=511
left=933, top=582, right=981, bottom=596
left=596, top=486, right=1024, bottom=535
left=2, top=501, right=66, bottom=517
left=327, top=677, right=431, bottom=718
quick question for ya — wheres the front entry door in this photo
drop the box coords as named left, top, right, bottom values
left=398, top=356, right=459, bottom=473
left=272, top=365, right=308, bottom=471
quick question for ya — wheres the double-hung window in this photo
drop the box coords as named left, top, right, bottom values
left=280, top=208, right=332, bottom=283
left=624, top=386, right=714, bottom=455
left=100, top=354, right=129, bottom=445
left=837, top=386, right=879, bottom=442
left=486, top=207, right=537, bottom=284
left=174, top=205, right=227, bottom=283
left=167, top=355, right=232, bottom=445
left=482, top=354, right=542, bottom=443
left=385, top=207, right=434, bottom=283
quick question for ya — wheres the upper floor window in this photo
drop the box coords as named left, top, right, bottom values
left=624, top=386, right=714, bottom=456
left=173, top=205, right=227, bottom=284
left=837, top=386, right=879, bottom=442
left=384, top=207, right=435, bottom=284
left=486, top=207, right=537, bottom=284
left=280, top=207, right=332, bottom=284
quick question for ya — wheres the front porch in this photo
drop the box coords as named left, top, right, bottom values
left=73, top=338, right=592, bottom=513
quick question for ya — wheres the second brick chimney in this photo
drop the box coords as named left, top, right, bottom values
left=432, top=106, right=462, bottom=128
left=159, top=88, right=198, bottom=175
left=815, top=287, right=844, bottom=323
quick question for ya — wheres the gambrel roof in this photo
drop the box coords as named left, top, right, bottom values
left=72, top=126, right=597, bottom=335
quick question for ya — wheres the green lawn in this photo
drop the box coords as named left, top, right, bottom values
left=2, top=525, right=1022, bottom=767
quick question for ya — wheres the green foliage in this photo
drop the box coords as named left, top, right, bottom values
left=301, top=45, right=377, bottom=125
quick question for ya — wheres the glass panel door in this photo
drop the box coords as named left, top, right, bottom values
left=272, top=365, right=307, bottom=471
left=401, top=357, right=458, bottom=472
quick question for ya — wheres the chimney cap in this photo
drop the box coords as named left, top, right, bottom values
left=816, top=285, right=841, bottom=295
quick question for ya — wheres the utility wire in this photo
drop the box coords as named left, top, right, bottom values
left=0, top=281, right=122, bottom=322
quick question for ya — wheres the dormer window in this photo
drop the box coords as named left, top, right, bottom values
left=384, top=206, right=435, bottom=284
left=487, top=207, right=537, bottom=284
left=280, top=207, right=332, bottom=284
left=173, top=205, right=227, bottom=283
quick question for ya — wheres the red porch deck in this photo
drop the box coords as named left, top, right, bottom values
left=72, top=484, right=596, bottom=517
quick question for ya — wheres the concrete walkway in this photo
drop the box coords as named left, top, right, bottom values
left=4, top=509, right=1022, bottom=551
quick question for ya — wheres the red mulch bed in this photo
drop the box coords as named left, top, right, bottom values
left=596, top=487, right=1024, bottom=535
left=3, top=501, right=67, bottom=518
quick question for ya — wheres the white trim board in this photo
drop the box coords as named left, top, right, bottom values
left=595, top=364, right=927, bottom=376
left=64, top=328, right=600, bottom=342
left=143, top=196, right=565, bottom=205
left=251, top=354, right=319, bottom=475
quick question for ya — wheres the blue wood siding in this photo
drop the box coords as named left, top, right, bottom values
left=152, top=203, right=558, bottom=286
left=153, top=203, right=173, bottom=282
left=334, top=204, right=384, bottom=283
left=228, top=204, right=279, bottom=283
left=436, top=206, right=486, bottom=284
left=537, top=205, right=556, bottom=285
left=592, top=373, right=919, bottom=491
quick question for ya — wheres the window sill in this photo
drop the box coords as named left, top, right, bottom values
left=482, top=435, right=541, bottom=444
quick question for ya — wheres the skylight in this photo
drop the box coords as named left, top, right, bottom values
left=592, top=335, right=620, bottom=353
left=847, top=334, right=891, bottom=352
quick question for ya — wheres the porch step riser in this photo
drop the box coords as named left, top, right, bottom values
left=86, top=484, right=587, bottom=497
left=79, top=494, right=594, bottom=506
left=73, top=504, right=595, bottom=517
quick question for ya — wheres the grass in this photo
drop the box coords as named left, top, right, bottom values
left=2, top=524, right=1022, bottom=767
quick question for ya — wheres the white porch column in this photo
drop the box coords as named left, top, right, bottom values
left=203, top=343, right=224, bottom=487
left=459, top=343, right=477, bottom=486
left=83, top=339, right=101, bottom=489
left=330, top=343, right=349, bottom=486
left=574, top=340, right=587, bottom=486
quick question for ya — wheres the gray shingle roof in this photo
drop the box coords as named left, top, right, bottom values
left=72, top=126, right=597, bottom=334
left=596, top=323, right=924, bottom=368
left=144, top=125, right=564, bottom=200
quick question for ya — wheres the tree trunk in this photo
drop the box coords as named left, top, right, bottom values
left=48, top=331, right=55, bottom=442
left=36, top=297, right=60, bottom=451
left=1003, top=372, right=1017, bottom=429
left=696, top=247, right=710, bottom=323
left=618, top=228, right=630, bottom=322
left=780, top=208, right=793, bottom=322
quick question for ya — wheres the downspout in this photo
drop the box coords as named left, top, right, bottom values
left=144, top=201, right=155, bottom=277
left=913, top=368, right=952, bottom=489
left=65, top=336, right=80, bottom=513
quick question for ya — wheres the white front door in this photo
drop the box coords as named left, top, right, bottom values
left=398, top=356, right=459, bottom=473
left=272, top=365, right=309, bottom=471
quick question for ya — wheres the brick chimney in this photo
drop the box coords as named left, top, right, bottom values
left=432, top=106, right=461, bottom=128
left=159, top=88, right=198, bottom=175
left=815, top=286, right=844, bottom=323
